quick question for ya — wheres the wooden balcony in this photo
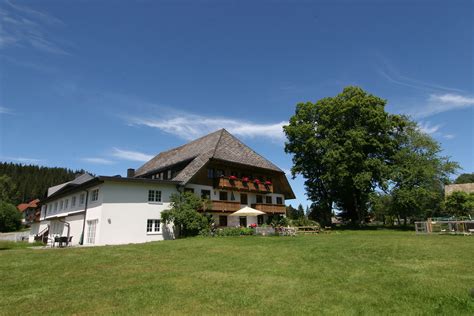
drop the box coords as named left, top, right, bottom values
left=214, top=177, right=273, bottom=193
left=209, top=201, right=241, bottom=212
left=251, top=203, right=286, bottom=214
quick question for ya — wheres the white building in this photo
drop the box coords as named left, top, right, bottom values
left=31, top=129, right=295, bottom=246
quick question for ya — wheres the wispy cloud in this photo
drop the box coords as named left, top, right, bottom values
left=409, top=93, right=474, bottom=118
left=112, top=148, right=154, bottom=162
left=417, top=121, right=442, bottom=135
left=417, top=121, right=455, bottom=140
left=0, top=1, right=68, bottom=55
left=81, top=157, right=115, bottom=165
left=1, top=156, right=42, bottom=164
left=376, top=56, right=463, bottom=93
left=0, top=106, right=12, bottom=114
left=128, top=113, right=287, bottom=142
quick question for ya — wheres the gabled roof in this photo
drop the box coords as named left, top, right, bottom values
left=135, top=129, right=283, bottom=183
left=47, top=173, right=95, bottom=197
left=17, top=199, right=40, bottom=212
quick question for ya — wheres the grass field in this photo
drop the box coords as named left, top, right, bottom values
left=1, top=230, right=473, bottom=315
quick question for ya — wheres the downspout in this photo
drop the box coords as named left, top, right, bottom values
left=79, top=190, right=90, bottom=245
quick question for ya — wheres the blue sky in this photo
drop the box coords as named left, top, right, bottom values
left=0, top=0, right=473, bottom=207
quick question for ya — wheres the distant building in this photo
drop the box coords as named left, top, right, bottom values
left=17, top=199, right=40, bottom=226
left=444, top=183, right=474, bottom=196
left=31, top=129, right=295, bottom=246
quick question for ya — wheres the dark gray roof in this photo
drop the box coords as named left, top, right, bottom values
left=135, top=129, right=283, bottom=183
left=47, top=173, right=95, bottom=197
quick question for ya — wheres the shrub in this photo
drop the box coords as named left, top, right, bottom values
left=0, top=201, right=22, bottom=232
left=216, top=227, right=241, bottom=237
left=290, top=217, right=320, bottom=227
left=240, top=227, right=254, bottom=236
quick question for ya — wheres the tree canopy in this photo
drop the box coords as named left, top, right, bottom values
left=284, top=86, right=458, bottom=225
left=161, top=191, right=211, bottom=238
left=284, top=86, right=405, bottom=224
left=0, top=201, right=22, bottom=232
left=0, top=162, right=87, bottom=205
left=454, top=173, right=474, bottom=184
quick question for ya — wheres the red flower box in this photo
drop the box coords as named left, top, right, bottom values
left=242, top=177, right=249, bottom=182
left=253, top=179, right=261, bottom=184
left=250, top=223, right=257, bottom=228
left=229, top=175, right=237, bottom=180
left=264, top=181, right=272, bottom=185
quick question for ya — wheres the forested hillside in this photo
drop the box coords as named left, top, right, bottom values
left=0, top=162, right=89, bottom=205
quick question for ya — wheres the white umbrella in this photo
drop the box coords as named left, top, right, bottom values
left=229, top=206, right=265, bottom=217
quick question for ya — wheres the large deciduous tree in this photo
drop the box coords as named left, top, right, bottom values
left=284, top=87, right=404, bottom=225
left=387, top=121, right=458, bottom=223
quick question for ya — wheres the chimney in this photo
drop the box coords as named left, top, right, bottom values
left=127, top=168, right=135, bottom=178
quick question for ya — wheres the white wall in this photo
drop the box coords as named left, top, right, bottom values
left=93, top=181, right=177, bottom=245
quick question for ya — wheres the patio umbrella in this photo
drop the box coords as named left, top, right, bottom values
left=229, top=206, right=265, bottom=217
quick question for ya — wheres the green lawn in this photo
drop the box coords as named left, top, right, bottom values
left=0, top=231, right=473, bottom=315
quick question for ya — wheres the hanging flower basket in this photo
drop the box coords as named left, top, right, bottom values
left=242, top=177, right=249, bottom=182
left=229, top=175, right=238, bottom=181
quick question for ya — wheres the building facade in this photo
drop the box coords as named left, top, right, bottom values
left=31, top=129, right=295, bottom=246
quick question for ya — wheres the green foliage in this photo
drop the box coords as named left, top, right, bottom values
left=286, top=204, right=304, bottom=219
left=161, top=191, right=211, bottom=238
left=444, top=191, right=474, bottom=217
left=284, top=86, right=405, bottom=224
left=215, top=227, right=241, bottom=236
left=268, top=214, right=289, bottom=227
left=0, top=175, right=19, bottom=204
left=290, top=217, right=319, bottom=227
left=0, top=201, right=22, bottom=232
left=454, top=173, right=474, bottom=184
left=0, top=162, right=87, bottom=205
left=385, top=121, right=458, bottom=222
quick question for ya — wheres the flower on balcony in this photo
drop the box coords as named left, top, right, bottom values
left=253, top=179, right=261, bottom=184
left=242, top=177, right=249, bottom=182
left=250, top=223, right=257, bottom=228
left=229, top=175, right=238, bottom=180
left=264, top=180, right=272, bottom=185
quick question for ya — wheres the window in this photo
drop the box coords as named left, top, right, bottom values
left=167, top=170, right=172, bottom=179
left=148, top=190, right=162, bottom=202
left=91, top=189, right=99, bottom=202
left=59, top=200, right=64, bottom=210
left=276, top=197, right=283, bottom=205
left=86, top=219, right=98, bottom=244
left=240, top=194, right=248, bottom=205
left=201, top=190, right=211, bottom=199
left=230, top=192, right=236, bottom=201
left=219, top=191, right=228, bottom=201
left=54, top=202, right=58, bottom=211
left=256, top=195, right=263, bottom=204
left=163, top=171, right=168, bottom=180
left=146, top=219, right=160, bottom=233
left=64, top=199, right=69, bottom=209
left=257, top=215, right=264, bottom=225
left=239, top=216, right=247, bottom=227
left=79, top=193, right=85, bottom=205
left=184, top=188, right=194, bottom=194
left=219, top=216, right=228, bottom=227
left=207, top=168, right=215, bottom=179
left=265, top=196, right=272, bottom=204
left=71, top=196, right=76, bottom=207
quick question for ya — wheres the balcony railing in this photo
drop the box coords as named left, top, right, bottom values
left=209, top=201, right=241, bottom=212
left=214, top=177, right=273, bottom=193
left=251, top=203, right=286, bottom=214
